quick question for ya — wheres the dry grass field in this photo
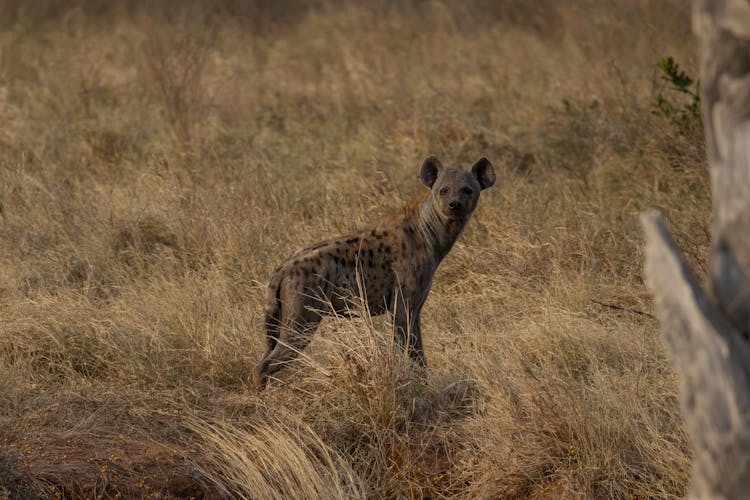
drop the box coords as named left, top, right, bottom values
left=0, top=1, right=710, bottom=498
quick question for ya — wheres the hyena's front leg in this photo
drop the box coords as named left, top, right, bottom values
left=392, top=290, right=427, bottom=367
left=408, top=311, right=426, bottom=368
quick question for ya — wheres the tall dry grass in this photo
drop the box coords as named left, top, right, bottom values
left=0, top=1, right=706, bottom=497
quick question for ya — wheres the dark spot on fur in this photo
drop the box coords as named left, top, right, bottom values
left=368, top=249, right=374, bottom=258
left=384, top=246, right=391, bottom=254
left=333, top=256, right=340, bottom=264
left=346, top=237, right=358, bottom=245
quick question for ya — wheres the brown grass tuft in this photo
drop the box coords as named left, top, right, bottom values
left=190, top=413, right=365, bottom=499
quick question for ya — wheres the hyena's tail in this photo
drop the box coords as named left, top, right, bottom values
left=255, top=271, right=283, bottom=390
left=263, top=271, right=284, bottom=351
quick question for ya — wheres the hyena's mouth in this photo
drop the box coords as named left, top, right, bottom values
left=443, top=209, right=470, bottom=220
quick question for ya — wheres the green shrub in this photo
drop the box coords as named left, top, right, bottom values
left=652, top=56, right=702, bottom=133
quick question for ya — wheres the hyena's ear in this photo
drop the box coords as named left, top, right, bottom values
left=420, top=155, right=443, bottom=188
left=471, top=157, right=495, bottom=190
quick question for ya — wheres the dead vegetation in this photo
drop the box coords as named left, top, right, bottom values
left=0, top=1, right=705, bottom=498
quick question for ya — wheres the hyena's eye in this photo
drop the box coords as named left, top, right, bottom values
left=461, top=187, right=474, bottom=196
left=439, top=187, right=449, bottom=196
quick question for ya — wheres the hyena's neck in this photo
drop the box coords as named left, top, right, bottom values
left=409, top=194, right=468, bottom=261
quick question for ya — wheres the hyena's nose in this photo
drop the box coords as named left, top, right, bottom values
left=448, top=200, right=462, bottom=211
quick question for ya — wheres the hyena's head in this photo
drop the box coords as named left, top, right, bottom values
left=419, top=156, right=495, bottom=220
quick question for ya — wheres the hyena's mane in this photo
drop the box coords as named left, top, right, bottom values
left=378, top=188, right=429, bottom=227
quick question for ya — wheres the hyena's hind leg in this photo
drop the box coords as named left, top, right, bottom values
left=254, top=295, right=322, bottom=390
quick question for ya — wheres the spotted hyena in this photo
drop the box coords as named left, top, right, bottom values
left=254, top=156, right=495, bottom=389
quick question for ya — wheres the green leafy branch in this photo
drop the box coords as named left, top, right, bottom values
left=652, top=56, right=702, bottom=130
